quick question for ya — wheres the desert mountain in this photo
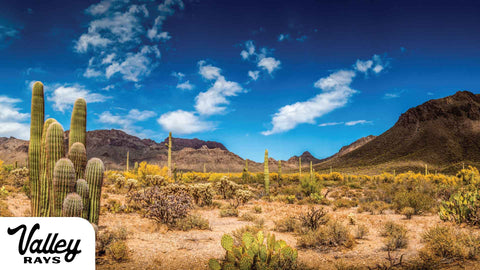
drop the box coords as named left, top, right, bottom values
left=315, top=91, right=480, bottom=173
left=0, top=129, right=315, bottom=172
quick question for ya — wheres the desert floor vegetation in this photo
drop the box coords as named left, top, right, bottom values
left=2, top=160, right=480, bottom=269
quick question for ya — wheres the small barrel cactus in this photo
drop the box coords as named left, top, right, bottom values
left=62, top=193, right=83, bottom=217
left=52, top=158, right=76, bottom=217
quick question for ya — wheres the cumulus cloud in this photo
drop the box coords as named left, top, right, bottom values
left=248, top=70, right=259, bottom=81
left=48, top=84, right=109, bottom=112
left=195, top=61, right=244, bottom=115
left=263, top=55, right=386, bottom=135
left=76, top=0, right=183, bottom=83
left=98, top=108, right=156, bottom=137
left=0, top=96, right=30, bottom=139
left=157, top=110, right=214, bottom=134
left=355, top=54, right=388, bottom=74
left=240, top=40, right=281, bottom=79
left=177, top=80, right=194, bottom=90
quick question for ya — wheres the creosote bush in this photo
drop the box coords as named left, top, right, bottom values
left=297, top=220, right=355, bottom=250
left=175, top=214, right=210, bottom=231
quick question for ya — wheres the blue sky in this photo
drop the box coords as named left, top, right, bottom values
left=1, top=0, right=480, bottom=162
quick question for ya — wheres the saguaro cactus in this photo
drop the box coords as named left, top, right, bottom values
left=203, top=163, right=206, bottom=173
left=86, top=158, right=105, bottom=224
left=52, top=158, right=76, bottom=217
left=68, top=142, right=87, bottom=180
left=167, top=132, right=172, bottom=177
left=29, top=81, right=44, bottom=216
left=42, top=122, right=65, bottom=216
left=126, top=151, right=129, bottom=171
left=278, top=160, right=282, bottom=185
left=264, top=149, right=269, bottom=195
left=37, top=118, right=57, bottom=216
left=76, top=179, right=90, bottom=219
left=310, top=161, right=314, bottom=180
left=62, top=193, right=83, bottom=217
left=69, top=98, right=86, bottom=150
left=299, top=157, right=302, bottom=176
left=245, top=159, right=249, bottom=172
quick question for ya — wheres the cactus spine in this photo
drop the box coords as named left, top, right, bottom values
left=69, top=98, right=86, bottom=150
left=62, top=193, right=83, bottom=217
left=167, top=132, right=172, bottom=177
left=264, top=149, right=269, bottom=195
left=86, top=158, right=105, bottom=224
left=299, top=157, right=302, bottom=176
left=76, top=179, right=90, bottom=219
left=52, top=158, right=76, bottom=217
left=68, top=142, right=87, bottom=180
left=29, top=82, right=44, bottom=216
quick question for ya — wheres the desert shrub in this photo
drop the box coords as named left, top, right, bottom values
left=439, top=189, right=480, bottom=226
left=190, top=183, right=214, bottom=206
left=239, top=212, right=257, bottom=222
left=128, top=186, right=193, bottom=226
left=230, top=189, right=254, bottom=208
left=107, top=240, right=129, bottom=262
left=299, top=207, right=329, bottom=230
left=417, top=225, right=480, bottom=267
left=393, top=190, right=435, bottom=215
left=354, top=224, right=369, bottom=239
left=333, top=198, right=358, bottom=209
left=253, top=205, right=262, bottom=213
left=380, top=221, right=408, bottom=251
left=231, top=224, right=263, bottom=245
left=0, top=200, right=13, bottom=217
left=208, top=231, right=301, bottom=270
left=401, top=207, right=415, bottom=219
left=7, top=167, right=28, bottom=188
left=297, top=220, right=355, bottom=249
left=0, top=186, right=8, bottom=199
left=219, top=206, right=239, bottom=217
left=105, top=199, right=132, bottom=214
left=357, top=201, right=389, bottom=215
left=96, top=227, right=128, bottom=256
left=214, top=176, right=240, bottom=199
left=286, top=195, right=297, bottom=204
left=300, top=176, right=322, bottom=197
left=307, top=192, right=330, bottom=205
left=174, top=214, right=210, bottom=231
left=274, top=216, right=301, bottom=233
left=347, top=213, right=356, bottom=225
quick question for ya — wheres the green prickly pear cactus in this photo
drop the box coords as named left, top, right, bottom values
left=440, top=189, right=480, bottom=225
left=209, top=231, right=299, bottom=270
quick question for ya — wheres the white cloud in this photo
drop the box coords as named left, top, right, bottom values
left=278, top=34, right=290, bottom=41
left=157, top=110, right=214, bottom=134
left=48, top=84, right=109, bottom=112
left=103, top=85, right=115, bottom=90
left=248, top=70, right=259, bottom=81
left=319, top=122, right=343, bottom=127
left=195, top=61, right=244, bottom=115
left=345, top=120, right=371, bottom=126
left=240, top=40, right=256, bottom=60
left=76, top=0, right=183, bottom=83
left=0, top=25, right=19, bottom=42
left=355, top=54, right=388, bottom=74
left=171, top=71, right=185, bottom=79
left=105, top=45, right=160, bottom=82
left=258, top=57, right=281, bottom=74
left=383, top=89, right=405, bottom=99
left=263, top=54, right=387, bottom=135
left=98, top=108, right=156, bottom=137
left=0, top=96, right=30, bottom=139
left=176, top=80, right=194, bottom=90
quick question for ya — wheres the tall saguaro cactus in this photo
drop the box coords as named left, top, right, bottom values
left=126, top=151, right=129, bottom=171
left=52, top=158, right=76, bottom=217
left=245, top=159, right=249, bottom=172
left=69, top=98, right=86, bottom=150
left=167, top=132, right=172, bottom=177
left=42, top=122, right=65, bottom=216
left=278, top=160, right=282, bottom=185
left=29, top=82, right=44, bottom=216
left=310, top=161, right=314, bottom=180
left=264, top=149, right=269, bottom=195
left=299, top=157, right=302, bottom=176
left=68, top=142, right=87, bottom=180
left=86, top=158, right=105, bottom=225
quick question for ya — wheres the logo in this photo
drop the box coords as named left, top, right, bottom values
left=0, top=218, right=95, bottom=269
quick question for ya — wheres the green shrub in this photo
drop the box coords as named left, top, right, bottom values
left=298, top=207, right=329, bottom=231
left=253, top=205, right=262, bottom=213
left=300, top=176, right=322, bottom=197
left=274, top=216, right=300, bottom=233
left=297, top=220, right=355, bottom=249
left=239, top=212, right=257, bottom=222
left=333, top=198, right=357, bottom=209
left=215, top=176, right=240, bottom=199
left=220, top=207, right=239, bottom=217
left=401, top=207, right=415, bottom=219
left=175, top=214, right=210, bottom=231
left=107, top=240, right=129, bottom=262
left=354, top=224, right=369, bottom=239
left=393, top=190, right=435, bottom=215
left=190, top=183, right=214, bottom=206
left=380, top=221, right=408, bottom=251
